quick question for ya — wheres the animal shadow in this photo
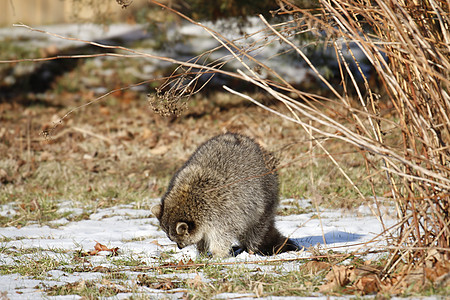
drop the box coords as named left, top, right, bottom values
left=292, top=230, right=364, bottom=248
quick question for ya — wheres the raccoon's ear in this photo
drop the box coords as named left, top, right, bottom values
left=176, top=222, right=189, bottom=236
left=151, top=204, right=162, bottom=219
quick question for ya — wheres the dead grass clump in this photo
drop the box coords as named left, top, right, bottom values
left=318, top=0, right=450, bottom=269
left=272, top=0, right=450, bottom=278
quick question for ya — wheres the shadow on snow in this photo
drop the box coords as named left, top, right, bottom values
left=293, top=230, right=365, bottom=248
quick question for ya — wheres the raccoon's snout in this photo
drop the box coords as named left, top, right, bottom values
left=177, top=242, right=186, bottom=249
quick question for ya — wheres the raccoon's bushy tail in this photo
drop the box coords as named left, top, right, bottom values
left=256, top=223, right=301, bottom=255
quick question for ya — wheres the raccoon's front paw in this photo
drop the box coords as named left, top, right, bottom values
left=210, top=247, right=230, bottom=258
left=205, top=236, right=232, bottom=258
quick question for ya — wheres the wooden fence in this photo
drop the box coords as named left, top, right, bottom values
left=0, top=0, right=135, bottom=27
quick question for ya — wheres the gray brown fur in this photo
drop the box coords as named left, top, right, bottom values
left=152, top=133, right=298, bottom=257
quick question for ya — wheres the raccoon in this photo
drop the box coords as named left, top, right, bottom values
left=151, top=133, right=299, bottom=257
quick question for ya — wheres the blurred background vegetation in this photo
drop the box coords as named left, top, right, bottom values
left=1, top=0, right=318, bottom=26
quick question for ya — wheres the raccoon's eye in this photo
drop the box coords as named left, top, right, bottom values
left=183, top=221, right=196, bottom=231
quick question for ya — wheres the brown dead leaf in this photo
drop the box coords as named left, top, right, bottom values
left=160, top=258, right=196, bottom=270
left=395, top=268, right=432, bottom=293
left=82, top=242, right=119, bottom=256
left=391, top=253, right=450, bottom=294
left=177, top=258, right=195, bottom=269
left=117, top=130, right=135, bottom=141
left=140, top=128, right=159, bottom=146
left=63, top=280, right=86, bottom=292
left=319, top=265, right=355, bottom=293
left=0, top=127, right=6, bottom=139
left=150, top=240, right=163, bottom=247
left=424, top=267, right=438, bottom=282
left=137, top=274, right=179, bottom=290
left=377, top=276, right=397, bottom=294
left=85, top=249, right=99, bottom=256
left=354, top=276, right=380, bottom=295
left=302, top=261, right=331, bottom=274
left=319, top=280, right=338, bottom=293
left=94, top=241, right=110, bottom=252
left=425, top=260, right=450, bottom=282
left=435, top=271, right=450, bottom=288
left=39, top=151, right=54, bottom=162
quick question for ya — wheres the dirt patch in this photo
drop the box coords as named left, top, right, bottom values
left=0, top=60, right=386, bottom=227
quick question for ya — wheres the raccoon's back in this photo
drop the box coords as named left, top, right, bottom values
left=187, top=133, right=277, bottom=179
left=167, top=133, right=278, bottom=199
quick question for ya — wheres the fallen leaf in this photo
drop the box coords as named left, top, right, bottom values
left=140, top=128, right=159, bottom=147
left=19, top=199, right=40, bottom=212
left=71, top=280, right=86, bottom=291
left=435, top=271, right=450, bottom=288
left=39, top=151, right=54, bottom=162
left=82, top=242, right=119, bottom=256
left=94, top=241, right=110, bottom=252
left=151, top=240, right=162, bottom=247
left=176, top=258, right=195, bottom=269
left=425, top=260, right=450, bottom=282
left=319, top=265, right=355, bottom=293
left=354, top=276, right=380, bottom=294
left=302, top=261, right=331, bottom=274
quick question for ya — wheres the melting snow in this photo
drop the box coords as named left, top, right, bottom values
left=0, top=199, right=401, bottom=299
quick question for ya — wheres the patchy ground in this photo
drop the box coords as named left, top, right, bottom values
left=0, top=199, right=398, bottom=299
left=1, top=23, right=448, bottom=299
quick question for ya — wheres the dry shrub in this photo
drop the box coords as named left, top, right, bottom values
left=309, top=0, right=450, bottom=269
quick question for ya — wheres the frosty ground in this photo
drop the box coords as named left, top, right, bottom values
left=0, top=198, right=398, bottom=299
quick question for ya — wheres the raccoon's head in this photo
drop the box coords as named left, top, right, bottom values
left=151, top=204, right=202, bottom=249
